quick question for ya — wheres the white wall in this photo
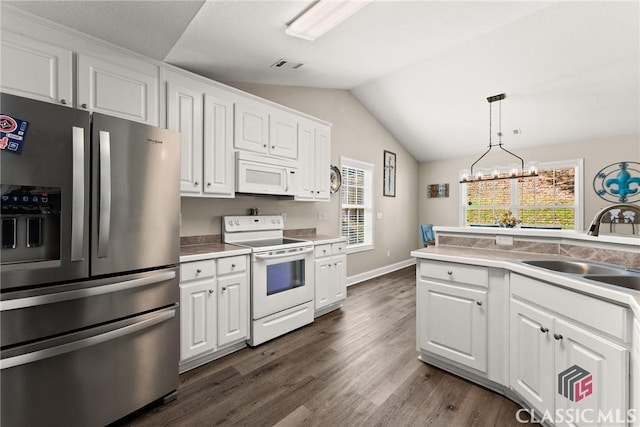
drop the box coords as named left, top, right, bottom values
left=418, top=134, right=640, bottom=229
left=181, top=84, right=420, bottom=277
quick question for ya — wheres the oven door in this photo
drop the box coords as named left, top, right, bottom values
left=251, top=246, right=314, bottom=319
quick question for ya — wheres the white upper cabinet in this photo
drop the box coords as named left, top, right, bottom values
left=203, top=90, right=234, bottom=197
left=166, top=72, right=204, bottom=194
left=165, top=69, right=235, bottom=198
left=77, top=53, right=159, bottom=126
left=269, top=109, right=298, bottom=160
left=0, top=31, right=72, bottom=106
left=234, top=100, right=269, bottom=154
left=296, top=120, right=331, bottom=201
left=234, top=98, right=300, bottom=161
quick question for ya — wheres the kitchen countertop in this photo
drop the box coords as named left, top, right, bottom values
left=180, top=243, right=251, bottom=263
left=411, top=246, right=640, bottom=318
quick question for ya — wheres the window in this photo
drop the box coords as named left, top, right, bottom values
left=341, top=157, right=374, bottom=252
left=461, top=159, right=583, bottom=230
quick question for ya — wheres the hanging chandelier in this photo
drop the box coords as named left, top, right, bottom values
left=459, top=93, right=538, bottom=183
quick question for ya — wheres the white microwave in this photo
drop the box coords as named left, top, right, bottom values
left=236, top=152, right=298, bottom=196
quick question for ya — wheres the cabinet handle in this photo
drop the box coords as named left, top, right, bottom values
left=208, top=289, right=214, bottom=294
left=553, top=333, right=563, bottom=341
left=476, top=301, right=482, bottom=306
left=231, top=264, right=236, bottom=268
left=194, top=181, right=199, bottom=186
left=81, top=103, right=87, bottom=109
left=271, top=145, right=275, bottom=149
left=196, top=269, right=202, bottom=273
left=540, top=327, right=549, bottom=333
left=263, top=144, right=267, bottom=148
left=447, top=270, right=453, bottom=275
left=60, top=99, right=67, bottom=105
left=221, top=286, right=227, bottom=291
left=207, top=182, right=211, bottom=187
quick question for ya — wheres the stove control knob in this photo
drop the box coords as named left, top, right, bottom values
left=228, top=220, right=233, bottom=226
left=271, top=219, right=276, bottom=224
left=276, top=219, right=281, bottom=224
left=235, top=219, right=240, bottom=225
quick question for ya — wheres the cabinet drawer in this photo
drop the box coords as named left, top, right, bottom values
left=331, top=242, right=346, bottom=256
left=218, top=255, right=247, bottom=275
left=419, top=259, right=488, bottom=288
left=511, top=273, right=630, bottom=341
left=315, top=244, right=331, bottom=258
left=181, top=260, right=215, bottom=282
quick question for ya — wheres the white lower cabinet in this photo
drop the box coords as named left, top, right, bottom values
left=179, top=254, right=249, bottom=371
left=510, top=273, right=629, bottom=427
left=417, top=260, right=489, bottom=373
left=314, top=242, right=346, bottom=315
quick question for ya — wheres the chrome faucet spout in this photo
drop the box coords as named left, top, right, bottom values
left=587, top=203, right=640, bottom=236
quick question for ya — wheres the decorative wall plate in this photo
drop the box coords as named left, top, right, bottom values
left=593, top=161, right=640, bottom=203
left=330, top=165, right=342, bottom=194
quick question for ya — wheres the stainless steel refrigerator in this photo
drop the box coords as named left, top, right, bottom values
left=0, top=93, right=181, bottom=426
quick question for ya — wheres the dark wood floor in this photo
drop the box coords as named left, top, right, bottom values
left=117, top=266, right=528, bottom=427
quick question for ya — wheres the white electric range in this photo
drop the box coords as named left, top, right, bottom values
left=222, top=215, right=314, bottom=346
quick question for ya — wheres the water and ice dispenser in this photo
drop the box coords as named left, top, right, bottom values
left=1, top=185, right=61, bottom=264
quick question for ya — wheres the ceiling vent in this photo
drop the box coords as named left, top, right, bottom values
left=271, top=59, right=305, bottom=70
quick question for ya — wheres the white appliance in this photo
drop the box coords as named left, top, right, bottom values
left=235, top=152, right=298, bottom=196
left=223, top=215, right=314, bottom=345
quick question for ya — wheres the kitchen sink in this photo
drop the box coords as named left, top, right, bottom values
left=583, top=275, right=640, bottom=291
left=520, top=259, right=624, bottom=275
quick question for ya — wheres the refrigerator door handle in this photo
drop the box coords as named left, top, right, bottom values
left=0, top=270, right=176, bottom=311
left=98, top=130, right=112, bottom=258
left=0, top=307, right=176, bottom=370
left=71, top=126, right=85, bottom=261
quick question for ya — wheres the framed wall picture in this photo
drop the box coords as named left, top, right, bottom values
left=383, top=150, right=396, bottom=197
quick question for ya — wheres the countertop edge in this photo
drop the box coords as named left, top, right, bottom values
left=412, top=247, right=640, bottom=319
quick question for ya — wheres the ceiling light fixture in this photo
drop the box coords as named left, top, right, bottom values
left=459, top=93, right=538, bottom=183
left=286, top=0, right=371, bottom=41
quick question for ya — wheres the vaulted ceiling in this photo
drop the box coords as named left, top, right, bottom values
left=5, top=1, right=639, bottom=162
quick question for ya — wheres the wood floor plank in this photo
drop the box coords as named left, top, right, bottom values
left=114, top=266, right=534, bottom=427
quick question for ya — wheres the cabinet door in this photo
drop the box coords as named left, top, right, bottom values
left=0, top=31, right=72, bottom=106
left=314, top=125, right=331, bottom=201
left=510, top=298, right=555, bottom=417
left=203, top=92, right=234, bottom=197
left=315, top=259, right=332, bottom=311
left=418, top=280, right=488, bottom=372
left=554, top=319, right=628, bottom=427
left=332, top=255, right=346, bottom=302
left=77, top=54, right=159, bottom=125
left=217, top=273, right=248, bottom=347
left=269, top=110, right=298, bottom=159
left=234, top=101, right=268, bottom=154
left=180, top=281, right=216, bottom=361
left=297, top=122, right=316, bottom=200
left=167, top=80, right=203, bottom=194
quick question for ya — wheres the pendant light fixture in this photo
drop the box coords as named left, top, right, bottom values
left=459, top=93, right=538, bottom=183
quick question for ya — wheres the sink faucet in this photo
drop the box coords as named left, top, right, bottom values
left=587, top=203, right=640, bottom=236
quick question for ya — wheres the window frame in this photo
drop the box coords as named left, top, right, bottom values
left=459, top=159, right=584, bottom=230
left=340, top=156, right=374, bottom=253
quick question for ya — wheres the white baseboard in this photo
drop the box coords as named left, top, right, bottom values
left=346, top=258, right=416, bottom=287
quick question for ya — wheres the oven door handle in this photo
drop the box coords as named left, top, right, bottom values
left=254, top=247, right=314, bottom=260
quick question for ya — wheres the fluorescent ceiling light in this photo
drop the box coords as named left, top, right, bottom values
left=286, top=0, right=371, bottom=41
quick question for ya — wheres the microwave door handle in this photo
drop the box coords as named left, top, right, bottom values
left=98, top=130, right=111, bottom=258
left=284, top=168, right=289, bottom=192
left=71, top=126, right=85, bottom=261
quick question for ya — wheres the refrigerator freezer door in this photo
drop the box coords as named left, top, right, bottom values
left=90, top=113, right=180, bottom=276
left=0, top=93, right=90, bottom=290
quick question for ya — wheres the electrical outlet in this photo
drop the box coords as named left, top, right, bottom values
left=376, top=212, right=383, bottom=219
left=386, top=250, right=390, bottom=257
left=317, top=211, right=323, bottom=221
left=322, top=212, right=328, bottom=221
left=496, top=235, right=514, bottom=246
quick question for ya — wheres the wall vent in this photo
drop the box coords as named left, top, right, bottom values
left=271, top=59, right=305, bottom=70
